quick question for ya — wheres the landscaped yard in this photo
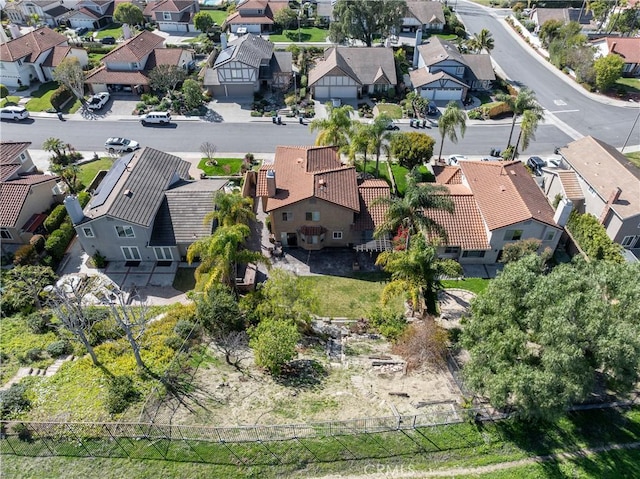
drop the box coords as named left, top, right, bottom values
left=95, top=23, right=123, bottom=39
left=25, top=82, right=81, bottom=113
left=269, top=27, right=329, bottom=43
left=374, top=103, right=403, bottom=119
left=625, top=151, right=640, bottom=169
left=0, top=95, right=20, bottom=107
left=442, top=277, right=490, bottom=295
left=615, top=77, right=640, bottom=93
left=200, top=9, right=228, bottom=25
left=390, top=163, right=432, bottom=196
left=77, top=158, right=114, bottom=188
left=198, top=157, right=243, bottom=176
left=432, top=33, right=459, bottom=41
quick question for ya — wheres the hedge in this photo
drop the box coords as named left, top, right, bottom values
left=484, top=101, right=512, bottom=118
left=44, top=204, right=68, bottom=233
left=0, top=84, right=8, bottom=98
left=566, top=212, right=624, bottom=263
left=45, top=221, right=75, bottom=260
left=50, top=85, right=73, bottom=111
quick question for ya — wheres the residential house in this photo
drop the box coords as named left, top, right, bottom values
left=84, top=30, right=193, bottom=94
left=541, top=136, right=640, bottom=251
left=202, top=33, right=292, bottom=98
left=254, top=145, right=390, bottom=251
left=591, top=36, right=640, bottom=77
left=3, top=0, right=74, bottom=27
left=401, top=1, right=445, bottom=33
left=64, top=0, right=114, bottom=30
left=308, top=47, right=398, bottom=100
left=0, top=27, right=88, bottom=88
left=1, top=141, right=61, bottom=245
left=426, top=161, right=562, bottom=264
left=316, top=0, right=334, bottom=24
left=529, top=7, right=596, bottom=33
left=65, top=147, right=228, bottom=265
left=223, top=0, right=289, bottom=34
left=409, top=36, right=494, bottom=101
left=143, top=0, right=200, bottom=33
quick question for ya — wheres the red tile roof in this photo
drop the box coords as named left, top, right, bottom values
left=0, top=27, right=67, bottom=62
left=353, top=179, right=391, bottom=231
left=433, top=165, right=462, bottom=184
left=102, top=30, right=165, bottom=64
left=0, top=141, right=31, bottom=165
left=607, top=37, right=640, bottom=64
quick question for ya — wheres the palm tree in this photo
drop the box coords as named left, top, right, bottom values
left=496, top=88, right=544, bottom=152
left=349, top=122, right=374, bottom=172
left=369, top=113, right=395, bottom=177
left=43, top=137, right=65, bottom=160
left=374, top=169, right=454, bottom=241
left=50, top=163, right=80, bottom=194
left=437, top=101, right=467, bottom=161
left=187, top=224, right=269, bottom=293
left=376, top=234, right=462, bottom=315
left=513, top=108, right=544, bottom=159
left=205, top=191, right=255, bottom=228
left=468, top=28, right=495, bottom=53
left=309, top=103, right=354, bottom=151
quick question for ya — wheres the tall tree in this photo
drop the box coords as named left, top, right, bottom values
left=52, top=57, right=85, bottom=101
left=496, top=88, right=544, bottom=152
left=182, top=78, right=205, bottom=109
left=374, top=168, right=454, bottom=240
left=593, top=54, right=624, bottom=92
left=50, top=162, right=80, bottom=193
left=513, top=107, right=544, bottom=159
left=437, top=101, right=467, bottom=160
left=462, top=256, right=640, bottom=421
left=349, top=121, right=374, bottom=171
left=205, top=191, right=255, bottom=228
left=376, top=234, right=462, bottom=314
left=274, top=7, right=297, bottom=29
left=468, top=28, right=494, bottom=53
left=309, top=103, right=353, bottom=151
left=1, top=266, right=56, bottom=314
left=148, top=65, right=186, bottom=96
left=369, top=113, right=395, bottom=177
left=329, top=0, right=408, bottom=47
left=390, top=131, right=435, bottom=170
left=193, top=11, right=215, bottom=33
left=113, top=2, right=144, bottom=26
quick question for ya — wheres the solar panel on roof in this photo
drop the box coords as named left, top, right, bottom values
left=214, top=45, right=236, bottom=66
left=89, top=152, right=135, bottom=209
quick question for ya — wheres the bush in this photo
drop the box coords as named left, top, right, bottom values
left=566, top=212, right=624, bottom=263
left=50, top=86, right=73, bottom=111
left=467, top=108, right=483, bottom=120
left=13, top=244, right=38, bottom=266
left=44, top=204, right=68, bottom=233
left=78, top=191, right=90, bottom=207
left=0, top=384, right=31, bottom=418
left=45, top=221, right=75, bottom=260
left=367, top=306, right=407, bottom=341
left=0, top=84, right=8, bottom=98
left=105, top=376, right=141, bottom=415
left=92, top=250, right=107, bottom=268
left=14, top=423, right=33, bottom=442
left=299, top=87, right=306, bottom=98
left=46, top=340, right=72, bottom=358
left=25, top=348, right=43, bottom=362
left=174, top=319, right=200, bottom=340
left=26, top=310, right=53, bottom=334
left=164, top=335, right=184, bottom=351
left=29, top=234, right=46, bottom=253
left=486, top=101, right=512, bottom=118
left=300, top=75, right=308, bottom=88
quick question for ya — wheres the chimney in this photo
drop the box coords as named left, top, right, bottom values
left=122, top=23, right=132, bottom=40
left=8, top=24, right=21, bottom=40
left=553, top=198, right=573, bottom=227
left=598, top=187, right=621, bottom=224
left=611, top=41, right=617, bottom=52
left=266, top=169, right=276, bottom=198
left=64, top=195, right=85, bottom=225
left=220, top=32, right=227, bottom=50
left=412, top=30, right=422, bottom=68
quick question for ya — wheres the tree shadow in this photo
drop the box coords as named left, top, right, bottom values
left=274, top=359, right=327, bottom=390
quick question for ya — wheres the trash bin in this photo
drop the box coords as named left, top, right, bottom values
left=277, top=116, right=282, bottom=125
left=299, top=116, right=304, bottom=125
left=57, top=111, right=64, bottom=121
left=272, top=116, right=277, bottom=124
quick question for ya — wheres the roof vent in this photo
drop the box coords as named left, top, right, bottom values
left=499, top=185, right=506, bottom=192
left=123, top=189, right=132, bottom=197
left=318, top=178, right=326, bottom=186
left=510, top=170, right=516, bottom=175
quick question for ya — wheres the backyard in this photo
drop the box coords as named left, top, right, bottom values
left=94, top=23, right=123, bottom=40
left=199, top=9, right=228, bottom=26
left=77, top=158, right=114, bottom=188
left=268, top=27, right=329, bottom=43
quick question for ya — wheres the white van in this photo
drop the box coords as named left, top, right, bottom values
left=0, top=106, right=30, bottom=121
left=140, top=111, right=171, bottom=125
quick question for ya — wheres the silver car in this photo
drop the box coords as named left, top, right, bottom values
left=104, top=137, right=140, bottom=153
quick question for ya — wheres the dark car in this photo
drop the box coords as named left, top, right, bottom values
left=426, top=103, right=438, bottom=116
left=100, top=36, right=116, bottom=45
left=74, top=27, right=89, bottom=36
left=385, top=121, right=399, bottom=130
left=527, top=156, right=546, bottom=175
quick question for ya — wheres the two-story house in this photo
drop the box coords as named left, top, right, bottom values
left=1, top=141, right=61, bottom=245
left=308, top=47, right=398, bottom=100
left=84, top=30, right=193, bottom=94
left=591, top=37, right=640, bottom=78
left=0, top=27, right=88, bottom=88
left=409, top=36, right=495, bottom=101
left=143, top=0, right=200, bottom=33
left=3, top=0, right=74, bottom=27
left=529, top=7, right=596, bottom=34
left=223, top=0, right=289, bottom=34
left=541, top=136, right=640, bottom=252
left=65, top=147, right=228, bottom=265
left=254, top=145, right=390, bottom=251
left=426, top=160, right=562, bottom=264
left=202, top=33, right=292, bottom=98
left=401, top=1, right=445, bottom=33
left=64, top=0, right=114, bottom=30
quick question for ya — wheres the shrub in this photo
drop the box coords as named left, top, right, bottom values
left=0, top=84, right=8, bottom=98
left=467, top=108, right=483, bottom=120
left=92, top=250, right=107, bottom=268
left=105, top=376, right=141, bottom=415
left=300, top=75, right=308, bottom=88
left=78, top=191, right=90, bottom=207
left=164, top=335, right=184, bottom=351
left=30, top=234, right=46, bottom=253
left=46, top=340, right=72, bottom=358
left=25, top=348, right=43, bottom=362
left=13, top=244, right=38, bottom=266
left=174, top=319, right=201, bottom=340
left=45, top=222, right=75, bottom=260
left=50, top=86, right=73, bottom=111
left=566, top=212, right=624, bottom=263
left=44, top=204, right=68, bottom=233
left=299, top=87, right=306, bottom=98
left=0, top=384, right=31, bottom=418
left=26, top=310, right=53, bottom=334
left=486, top=101, right=512, bottom=118
left=367, top=306, right=407, bottom=341
left=14, top=423, right=33, bottom=442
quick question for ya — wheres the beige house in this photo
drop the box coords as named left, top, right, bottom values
left=427, top=161, right=562, bottom=264
left=542, top=136, right=640, bottom=251
left=401, top=1, right=445, bottom=33
left=254, top=146, right=390, bottom=251
left=1, top=141, right=60, bottom=244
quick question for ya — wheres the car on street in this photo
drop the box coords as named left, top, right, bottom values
left=140, top=111, right=171, bottom=125
left=100, top=36, right=116, bottom=45
left=0, top=106, right=30, bottom=121
left=447, top=155, right=467, bottom=166
left=105, top=137, right=140, bottom=153
left=526, top=156, right=546, bottom=175
left=74, top=27, right=89, bottom=36
left=86, top=92, right=110, bottom=110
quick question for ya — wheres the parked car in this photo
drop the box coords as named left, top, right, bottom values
left=74, top=27, right=89, bottom=36
left=526, top=156, right=546, bottom=175
left=100, top=36, right=116, bottom=45
left=547, top=159, right=561, bottom=168
left=105, top=137, right=140, bottom=153
left=447, top=155, right=467, bottom=166
left=139, top=111, right=171, bottom=125
left=426, top=102, right=438, bottom=116
left=385, top=120, right=399, bottom=130
left=86, top=92, right=110, bottom=110
left=0, top=106, right=30, bottom=121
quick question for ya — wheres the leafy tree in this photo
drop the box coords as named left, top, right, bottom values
left=390, top=132, right=435, bottom=170
left=113, top=2, right=143, bottom=26
left=376, top=234, right=462, bottom=314
left=593, top=54, right=624, bottom=92
left=538, top=19, right=563, bottom=48
left=496, top=88, right=543, bottom=153
left=374, top=168, right=453, bottom=240
left=500, top=238, right=550, bottom=264
left=274, top=7, right=297, bottom=29
left=182, top=78, right=204, bottom=109
left=205, top=191, right=255, bottom=228
left=52, top=57, right=85, bottom=101
left=309, top=103, right=353, bottom=151
left=149, top=64, right=186, bottom=96
left=467, top=28, right=494, bottom=53
left=195, top=284, right=244, bottom=337
left=607, top=6, right=639, bottom=35
left=566, top=212, right=624, bottom=262
left=329, top=0, right=408, bottom=47
left=1, top=265, right=56, bottom=315
left=462, top=256, right=640, bottom=421
left=437, top=101, right=467, bottom=160
left=249, top=317, right=300, bottom=375
left=193, top=11, right=215, bottom=33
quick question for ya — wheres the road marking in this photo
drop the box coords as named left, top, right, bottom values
left=548, top=109, right=580, bottom=113
left=553, top=99, right=567, bottom=106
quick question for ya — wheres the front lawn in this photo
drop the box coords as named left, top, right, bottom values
left=200, top=9, right=228, bottom=25
left=269, top=27, right=329, bottom=43
left=442, top=277, right=490, bottom=295
left=95, top=23, right=123, bottom=39
left=625, top=151, right=640, bottom=169
left=615, top=77, right=640, bottom=92
left=198, top=157, right=243, bottom=176
left=432, top=33, right=459, bottom=41
left=25, top=82, right=81, bottom=113
left=374, top=103, right=403, bottom=119
left=0, top=95, right=20, bottom=107
left=390, top=163, right=432, bottom=196
left=77, top=158, right=114, bottom=189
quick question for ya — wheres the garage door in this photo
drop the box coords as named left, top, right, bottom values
left=213, top=84, right=254, bottom=98
left=314, top=86, right=357, bottom=99
left=424, top=88, right=462, bottom=101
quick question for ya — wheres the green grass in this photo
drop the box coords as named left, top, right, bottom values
left=269, top=27, right=329, bottom=43
left=356, top=160, right=392, bottom=185
left=88, top=52, right=106, bottom=62
left=374, top=103, right=403, bottom=119
left=390, top=163, right=432, bottom=196
left=0, top=95, right=20, bottom=107
left=615, top=77, right=640, bottom=92
left=200, top=9, right=228, bottom=25
left=77, top=158, right=114, bottom=189
left=442, top=277, right=490, bottom=295
left=197, top=157, right=243, bottom=176
left=95, top=23, right=122, bottom=39
left=173, top=267, right=197, bottom=292
left=298, top=272, right=404, bottom=318
left=25, top=82, right=81, bottom=113
left=432, top=33, right=460, bottom=41
left=625, top=152, right=640, bottom=169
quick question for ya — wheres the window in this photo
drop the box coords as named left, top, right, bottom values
left=544, top=231, right=555, bottom=242
left=154, top=247, right=173, bottom=261
left=311, top=235, right=319, bottom=244
left=19, top=152, right=27, bottom=163
left=462, top=250, right=486, bottom=258
left=444, top=246, right=460, bottom=254
left=504, top=229, right=523, bottom=241
left=282, top=212, right=293, bottom=221
left=115, top=225, right=135, bottom=238
left=121, top=246, right=141, bottom=261
left=163, top=12, right=171, bottom=20
left=82, top=227, right=95, bottom=238
left=333, top=231, right=343, bottom=239
left=0, top=228, right=12, bottom=240
left=305, top=211, right=320, bottom=221
left=621, top=235, right=639, bottom=247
